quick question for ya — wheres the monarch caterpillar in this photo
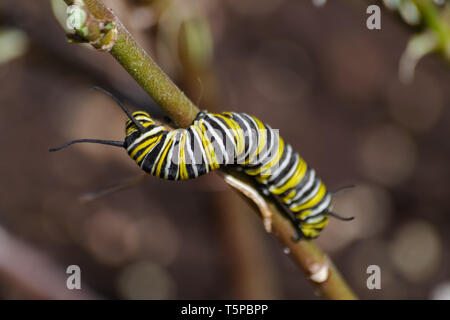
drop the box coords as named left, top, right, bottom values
left=50, top=87, right=353, bottom=240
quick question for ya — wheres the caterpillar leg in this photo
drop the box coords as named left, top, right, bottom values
left=222, top=174, right=273, bottom=233
left=288, top=217, right=305, bottom=242
left=269, top=193, right=305, bottom=241
left=290, top=231, right=303, bottom=242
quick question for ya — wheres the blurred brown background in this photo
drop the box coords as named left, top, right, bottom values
left=0, top=0, right=449, bottom=300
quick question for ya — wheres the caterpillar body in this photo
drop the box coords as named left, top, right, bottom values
left=50, top=88, right=352, bottom=240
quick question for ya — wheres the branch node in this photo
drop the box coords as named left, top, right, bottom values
left=309, top=260, right=330, bottom=284
left=65, top=3, right=118, bottom=52
left=92, top=23, right=118, bottom=52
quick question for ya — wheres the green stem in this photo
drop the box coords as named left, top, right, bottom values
left=414, top=1, right=449, bottom=44
left=64, top=0, right=198, bottom=127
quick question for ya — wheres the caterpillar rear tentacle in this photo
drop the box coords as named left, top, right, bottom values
left=49, top=89, right=353, bottom=240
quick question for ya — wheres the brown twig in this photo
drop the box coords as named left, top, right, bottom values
left=58, top=0, right=357, bottom=299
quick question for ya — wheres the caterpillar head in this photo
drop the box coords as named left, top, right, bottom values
left=48, top=87, right=160, bottom=152
left=298, top=213, right=329, bottom=239
left=124, top=111, right=158, bottom=147
left=299, top=211, right=354, bottom=240
left=293, top=188, right=354, bottom=241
